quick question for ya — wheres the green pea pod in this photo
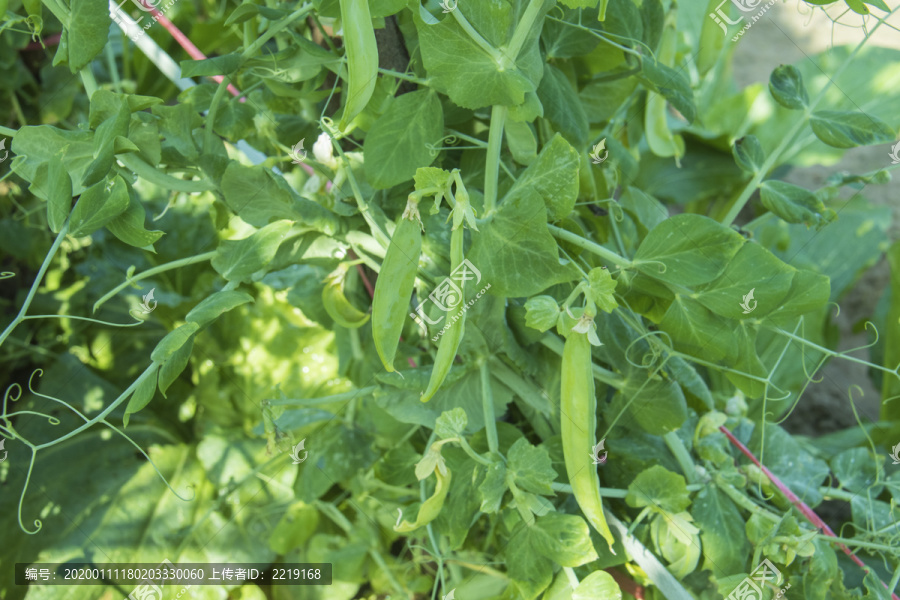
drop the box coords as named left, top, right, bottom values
left=421, top=225, right=465, bottom=403
left=338, top=0, right=379, bottom=131
left=394, top=463, right=451, bottom=532
left=322, top=264, right=370, bottom=329
left=561, top=330, right=616, bottom=551
left=373, top=199, right=423, bottom=372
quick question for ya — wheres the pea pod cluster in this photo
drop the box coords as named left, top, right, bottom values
left=372, top=198, right=423, bottom=372
left=561, top=325, right=616, bottom=552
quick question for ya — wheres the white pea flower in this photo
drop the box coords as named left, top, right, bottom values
left=572, top=314, right=602, bottom=347
left=313, top=132, right=338, bottom=170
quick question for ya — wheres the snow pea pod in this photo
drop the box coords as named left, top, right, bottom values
left=373, top=198, right=422, bottom=372
left=338, top=0, right=378, bottom=130
left=421, top=224, right=465, bottom=403
left=322, top=263, right=370, bottom=329
left=561, top=330, right=616, bottom=551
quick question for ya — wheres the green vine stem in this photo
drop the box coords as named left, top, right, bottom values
left=483, top=105, right=507, bottom=215
left=0, top=219, right=70, bottom=349
left=92, top=250, right=217, bottom=313
left=720, top=6, right=895, bottom=226
left=480, top=359, right=500, bottom=455
left=663, top=431, right=698, bottom=484
left=547, top=224, right=633, bottom=269
left=117, top=153, right=216, bottom=192
left=268, top=386, right=378, bottom=407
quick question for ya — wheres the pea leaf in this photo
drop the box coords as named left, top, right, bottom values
left=185, top=291, right=254, bottom=327
left=732, top=135, right=766, bottom=174
left=768, top=64, right=808, bottom=109
left=105, top=193, right=165, bottom=250
left=363, top=90, right=444, bottom=189
left=469, top=187, right=579, bottom=297
left=659, top=295, right=737, bottom=363
left=151, top=322, right=200, bottom=363
left=67, top=0, right=108, bottom=72
left=504, top=134, right=580, bottom=222
left=30, top=158, right=73, bottom=234
left=157, top=334, right=194, bottom=398
left=506, top=438, right=557, bottom=495
left=626, top=465, right=690, bottom=513
left=760, top=180, right=836, bottom=228
left=69, top=176, right=130, bottom=237
left=638, top=58, right=696, bottom=123
left=414, top=7, right=540, bottom=109
left=211, top=220, right=294, bottom=283
left=574, top=571, right=621, bottom=600
left=809, top=110, right=895, bottom=148
left=123, top=364, right=160, bottom=427
left=587, top=267, right=618, bottom=313
left=536, top=64, right=589, bottom=148
left=616, top=368, right=687, bottom=435
left=479, top=461, right=508, bottom=513
left=180, top=53, right=243, bottom=78
left=524, top=295, right=560, bottom=332
left=434, top=407, right=468, bottom=439
left=634, top=214, right=745, bottom=287
left=690, top=486, right=749, bottom=574
left=748, top=423, right=830, bottom=506
left=220, top=162, right=339, bottom=233
left=12, top=127, right=95, bottom=195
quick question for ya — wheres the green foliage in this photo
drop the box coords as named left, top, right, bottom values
left=1, top=0, right=899, bottom=599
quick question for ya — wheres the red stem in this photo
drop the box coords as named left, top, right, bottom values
left=719, top=425, right=899, bottom=600
left=606, top=568, right=645, bottom=600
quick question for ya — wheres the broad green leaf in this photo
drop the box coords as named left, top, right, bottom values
left=659, top=295, right=737, bottom=363
left=619, top=186, right=666, bottom=234
left=732, top=135, right=766, bottom=174
left=638, top=58, right=696, bottom=123
left=211, top=220, right=293, bottom=283
left=760, top=180, right=836, bottom=228
left=830, top=448, right=882, bottom=495
left=414, top=166, right=453, bottom=192
left=69, top=176, right=130, bottom=237
left=479, top=461, right=508, bottom=513
left=690, top=486, right=749, bottom=574
left=666, top=355, right=714, bottom=410
left=123, top=364, right=159, bottom=427
left=541, top=7, right=600, bottom=59
left=296, top=424, right=377, bottom=501
left=151, top=103, right=202, bottom=162
left=435, top=407, right=468, bottom=439
left=587, top=267, right=617, bottom=313
left=767, top=268, right=830, bottom=322
left=748, top=423, right=830, bottom=506
left=530, top=512, right=598, bottom=567
left=649, top=511, right=700, bottom=579
left=12, top=126, right=95, bottom=195
left=180, top=53, right=243, bottom=78
left=106, top=193, right=165, bottom=250
left=580, top=77, right=638, bottom=124
left=574, top=571, right=621, bottom=600
left=603, top=0, right=643, bottom=43
left=634, top=214, right=744, bottom=287
left=469, top=187, right=579, bottom=297
left=536, top=64, right=589, bottom=148
left=809, top=110, right=895, bottom=148
left=413, top=7, right=541, bottom=109
left=268, top=502, right=319, bottom=554
left=694, top=242, right=795, bottom=320
left=67, top=0, right=108, bottom=72
left=158, top=334, right=194, bottom=397
left=30, top=158, right=73, bottom=233
left=616, top=368, right=687, bottom=435
left=506, top=438, right=557, bottom=495
left=524, top=295, right=560, bottom=332
left=768, top=64, right=808, bottom=109
left=186, top=291, right=254, bottom=327
left=505, top=134, right=580, bottom=221
left=434, top=449, right=483, bottom=549
left=220, top=162, right=339, bottom=233
left=506, top=524, right=554, bottom=600
left=626, top=465, right=690, bottom=513
left=505, top=120, right=538, bottom=165
left=363, top=90, right=444, bottom=189
left=151, top=322, right=200, bottom=363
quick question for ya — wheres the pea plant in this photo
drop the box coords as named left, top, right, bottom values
left=1, top=0, right=900, bottom=598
